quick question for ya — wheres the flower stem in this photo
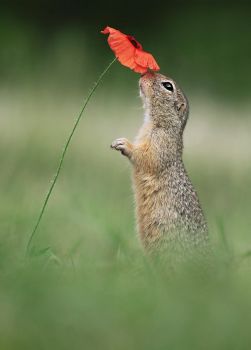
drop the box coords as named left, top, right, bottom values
left=25, top=57, right=117, bottom=257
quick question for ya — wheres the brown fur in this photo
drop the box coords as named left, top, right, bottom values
left=111, top=72, right=209, bottom=258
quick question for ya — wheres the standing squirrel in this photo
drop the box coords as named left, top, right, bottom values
left=111, top=72, right=209, bottom=258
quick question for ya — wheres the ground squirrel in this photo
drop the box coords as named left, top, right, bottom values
left=111, top=72, right=209, bottom=258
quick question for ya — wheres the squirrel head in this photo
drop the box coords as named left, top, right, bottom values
left=139, top=72, right=189, bottom=135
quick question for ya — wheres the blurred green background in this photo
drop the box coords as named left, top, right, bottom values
left=0, top=1, right=251, bottom=349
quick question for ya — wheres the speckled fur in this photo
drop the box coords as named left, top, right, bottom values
left=111, top=72, right=209, bottom=258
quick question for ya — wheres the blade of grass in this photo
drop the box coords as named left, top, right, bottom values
left=25, top=57, right=117, bottom=257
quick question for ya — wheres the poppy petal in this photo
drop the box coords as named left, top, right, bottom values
left=135, top=49, right=160, bottom=71
left=102, top=27, right=138, bottom=70
left=132, top=64, right=148, bottom=74
left=101, top=27, right=110, bottom=34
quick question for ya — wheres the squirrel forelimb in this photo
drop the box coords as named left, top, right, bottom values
left=111, top=138, right=134, bottom=159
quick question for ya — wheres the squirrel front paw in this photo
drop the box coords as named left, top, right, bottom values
left=111, top=138, right=133, bottom=158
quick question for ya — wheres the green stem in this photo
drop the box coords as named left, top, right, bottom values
left=25, top=57, right=117, bottom=257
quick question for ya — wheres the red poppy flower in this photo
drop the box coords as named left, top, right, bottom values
left=101, top=26, right=160, bottom=74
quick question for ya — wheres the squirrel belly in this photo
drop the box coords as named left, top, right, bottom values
left=132, top=121, right=208, bottom=253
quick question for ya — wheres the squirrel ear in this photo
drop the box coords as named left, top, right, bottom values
left=175, top=100, right=189, bottom=128
left=176, top=102, right=186, bottom=114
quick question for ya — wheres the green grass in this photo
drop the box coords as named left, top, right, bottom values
left=0, top=84, right=251, bottom=350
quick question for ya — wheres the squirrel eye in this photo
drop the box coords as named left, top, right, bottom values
left=162, top=82, right=174, bottom=92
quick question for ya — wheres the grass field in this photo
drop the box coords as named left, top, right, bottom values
left=0, top=76, right=251, bottom=349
